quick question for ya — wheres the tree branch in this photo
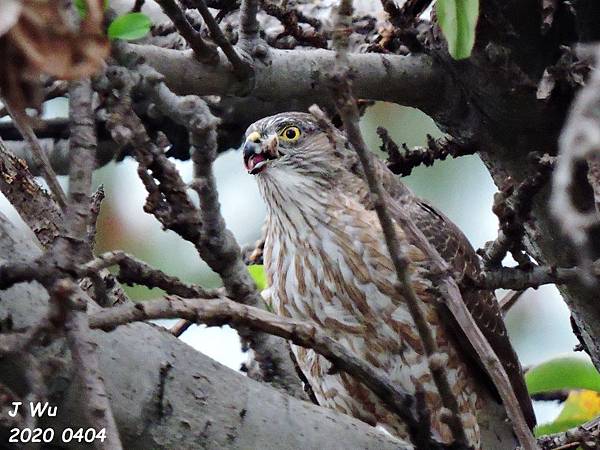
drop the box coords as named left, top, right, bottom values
left=185, top=0, right=253, bottom=79
left=2, top=104, right=68, bottom=209
left=537, top=415, right=600, bottom=450
left=0, top=138, right=64, bottom=247
left=61, top=78, right=123, bottom=449
left=88, top=294, right=421, bottom=439
left=377, top=128, right=477, bottom=177
left=239, top=0, right=260, bottom=46
left=0, top=212, right=404, bottom=450
left=81, top=251, right=220, bottom=298
left=154, top=0, right=220, bottom=64
left=330, top=1, right=467, bottom=446
left=123, top=43, right=444, bottom=112
left=99, top=63, right=305, bottom=397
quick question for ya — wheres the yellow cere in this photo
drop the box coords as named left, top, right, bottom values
left=247, top=131, right=261, bottom=143
left=279, top=126, right=301, bottom=142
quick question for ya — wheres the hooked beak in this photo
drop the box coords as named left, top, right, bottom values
left=243, top=131, right=279, bottom=174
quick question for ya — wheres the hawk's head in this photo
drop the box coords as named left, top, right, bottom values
left=242, top=112, right=346, bottom=177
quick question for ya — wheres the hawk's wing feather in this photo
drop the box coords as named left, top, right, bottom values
left=345, top=153, right=536, bottom=430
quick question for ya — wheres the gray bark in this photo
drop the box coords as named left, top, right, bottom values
left=0, top=213, right=404, bottom=449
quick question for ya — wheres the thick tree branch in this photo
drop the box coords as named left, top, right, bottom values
left=123, top=43, right=444, bottom=111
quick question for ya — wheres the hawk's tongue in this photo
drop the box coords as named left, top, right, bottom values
left=247, top=153, right=267, bottom=173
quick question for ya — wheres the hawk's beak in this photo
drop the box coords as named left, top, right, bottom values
left=243, top=132, right=279, bottom=174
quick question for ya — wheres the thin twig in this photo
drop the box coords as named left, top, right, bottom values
left=378, top=128, right=477, bottom=177
left=537, top=415, right=600, bottom=450
left=330, top=0, right=468, bottom=447
left=81, top=251, right=220, bottom=298
left=170, top=318, right=194, bottom=336
left=3, top=103, right=68, bottom=208
left=88, top=295, right=423, bottom=433
left=239, top=0, right=260, bottom=45
left=155, top=0, right=220, bottom=64
left=498, top=289, right=527, bottom=314
left=186, top=0, right=253, bottom=79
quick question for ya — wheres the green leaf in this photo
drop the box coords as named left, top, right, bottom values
left=525, top=357, right=600, bottom=395
left=107, top=12, right=151, bottom=41
left=248, top=265, right=268, bottom=291
left=435, top=0, right=479, bottom=60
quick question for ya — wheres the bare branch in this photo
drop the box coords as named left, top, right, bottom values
left=185, top=0, right=253, bottom=79
left=88, top=294, right=423, bottom=438
left=377, top=128, right=477, bottom=177
left=154, top=0, right=220, bottom=64
left=3, top=104, right=68, bottom=208
left=55, top=281, right=123, bottom=450
left=0, top=138, right=64, bottom=247
left=67, top=79, right=97, bottom=238
left=239, top=0, right=260, bottom=45
left=478, top=265, right=588, bottom=291
left=81, top=251, right=220, bottom=298
left=498, top=289, right=527, bottom=315
left=537, top=415, right=600, bottom=450
left=170, top=318, right=194, bottom=336
left=125, top=43, right=443, bottom=112
left=59, top=78, right=122, bottom=449
left=481, top=154, right=553, bottom=268
left=330, top=0, right=469, bottom=446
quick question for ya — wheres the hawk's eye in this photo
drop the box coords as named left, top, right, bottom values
left=279, top=126, right=301, bottom=142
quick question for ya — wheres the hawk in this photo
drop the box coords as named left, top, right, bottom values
left=242, top=112, right=535, bottom=448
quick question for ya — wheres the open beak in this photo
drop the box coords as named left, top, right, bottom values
left=243, top=132, right=279, bottom=174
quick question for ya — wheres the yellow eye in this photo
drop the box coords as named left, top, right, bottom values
left=279, top=126, right=301, bottom=142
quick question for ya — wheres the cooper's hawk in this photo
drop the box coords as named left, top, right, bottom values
left=242, top=112, right=535, bottom=448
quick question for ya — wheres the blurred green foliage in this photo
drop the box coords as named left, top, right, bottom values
left=248, top=265, right=267, bottom=291
left=526, top=356, right=600, bottom=436
left=435, top=0, right=479, bottom=60
left=526, top=356, right=600, bottom=395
